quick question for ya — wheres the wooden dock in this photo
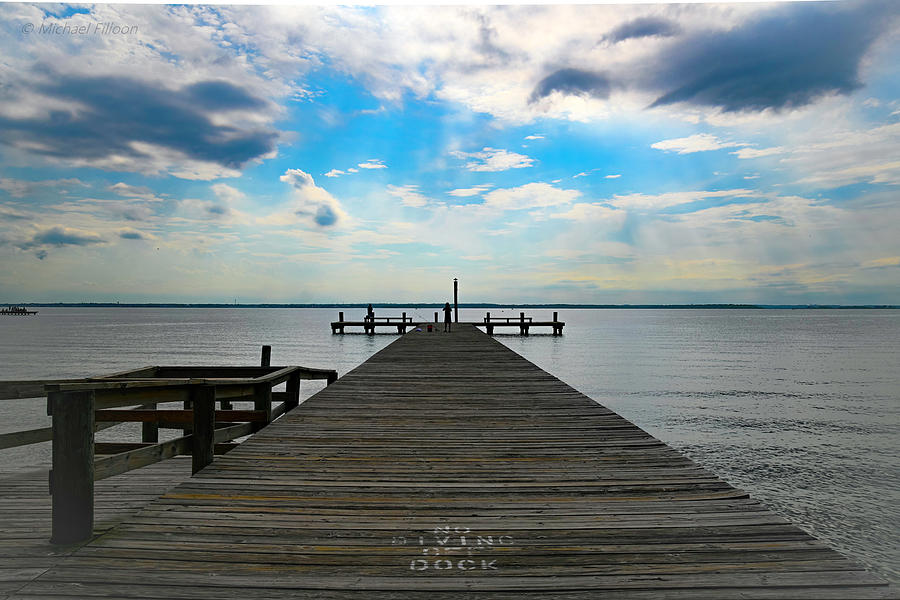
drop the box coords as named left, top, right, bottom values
left=331, top=311, right=565, bottom=335
left=4, top=325, right=895, bottom=598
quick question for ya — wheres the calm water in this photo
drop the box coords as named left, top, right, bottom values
left=1, top=307, right=897, bottom=582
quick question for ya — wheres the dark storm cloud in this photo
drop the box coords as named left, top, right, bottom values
left=530, top=68, right=611, bottom=103
left=119, top=230, right=146, bottom=240
left=605, top=17, right=680, bottom=43
left=647, top=1, right=896, bottom=112
left=184, top=81, right=267, bottom=111
left=0, top=73, right=277, bottom=170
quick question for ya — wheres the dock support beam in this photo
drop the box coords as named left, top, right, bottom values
left=253, top=383, right=272, bottom=432
left=191, top=385, right=216, bottom=474
left=285, top=372, right=301, bottom=412
left=141, top=403, right=159, bottom=442
left=49, top=390, right=95, bottom=544
left=453, top=278, right=458, bottom=323
left=520, top=312, right=529, bottom=336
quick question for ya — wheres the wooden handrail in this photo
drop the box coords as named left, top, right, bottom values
left=0, top=345, right=339, bottom=544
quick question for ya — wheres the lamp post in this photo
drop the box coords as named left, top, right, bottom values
left=453, top=278, right=458, bottom=323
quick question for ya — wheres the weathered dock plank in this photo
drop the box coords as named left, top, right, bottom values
left=0, top=459, right=193, bottom=599
left=8, top=325, right=897, bottom=598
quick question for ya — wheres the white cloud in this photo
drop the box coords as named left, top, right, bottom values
left=605, top=174, right=621, bottom=179
left=358, top=159, right=387, bottom=170
left=451, top=147, right=534, bottom=172
left=211, top=183, right=246, bottom=204
left=482, top=182, right=579, bottom=210
left=461, top=254, right=493, bottom=261
left=324, top=169, right=346, bottom=178
left=0, top=177, right=87, bottom=198
left=524, top=135, right=544, bottom=140
left=279, top=168, right=346, bottom=227
left=447, top=185, right=493, bottom=197
left=386, top=184, right=429, bottom=207
left=651, top=133, right=748, bottom=154
left=733, top=146, right=786, bottom=159
left=552, top=203, right=625, bottom=223
left=108, top=183, right=164, bottom=202
left=608, top=189, right=759, bottom=210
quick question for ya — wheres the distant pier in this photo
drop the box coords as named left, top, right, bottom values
left=1, top=306, right=38, bottom=316
left=331, top=310, right=565, bottom=335
left=0, top=326, right=895, bottom=598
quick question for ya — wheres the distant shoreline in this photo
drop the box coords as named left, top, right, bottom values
left=3, top=302, right=897, bottom=310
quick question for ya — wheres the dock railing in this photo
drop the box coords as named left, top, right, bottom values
left=482, top=311, right=564, bottom=336
left=0, top=345, right=337, bottom=544
left=331, top=311, right=414, bottom=334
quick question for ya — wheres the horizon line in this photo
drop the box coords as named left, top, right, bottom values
left=3, top=302, right=898, bottom=310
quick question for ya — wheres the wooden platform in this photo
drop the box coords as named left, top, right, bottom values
left=0, top=459, right=193, bottom=599
left=6, top=325, right=896, bottom=598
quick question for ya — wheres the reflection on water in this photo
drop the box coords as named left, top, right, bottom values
left=0, top=307, right=897, bottom=583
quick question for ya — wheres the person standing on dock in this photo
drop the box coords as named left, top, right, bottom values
left=443, top=302, right=452, bottom=332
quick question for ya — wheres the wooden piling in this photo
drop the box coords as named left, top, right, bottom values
left=48, top=390, right=95, bottom=544
left=285, top=372, right=301, bottom=411
left=252, top=382, right=272, bottom=432
left=190, top=385, right=216, bottom=474
left=140, top=403, right=159, bottom=443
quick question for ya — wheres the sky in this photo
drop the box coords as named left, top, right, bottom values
left=0, top=1, right=898, bottom=304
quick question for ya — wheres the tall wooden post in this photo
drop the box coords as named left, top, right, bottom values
left=285, top=372, right=301, bottom=412
left=260, top=345, right=272, bottom=368
left=49, top=389, right=95, bottom=544
left=453, top=278, right=458, bottom=323
left=520, top=312, right=527, bottom=336
left=553, top=311, right=559, bottom=336
left=191, top=385, right=216, bottom=475
left=434, top=312, right=438, bottom=323
left=253, top=383, right=272, bottom=432
left=141, top=403, right=159, bottom=443
left=182, top=398, right=193, bottom=436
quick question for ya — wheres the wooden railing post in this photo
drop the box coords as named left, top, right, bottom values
left=253, top=383, right=272, bottom=431
left=520, top=312, right=528, bottom=336
left=260, top=345, right=272, bottom=368
left=182, top=398, right=193, bottom=436
left=191, top=385, right=216, bottom=475
left=285, top=372, right=301, bottom=412
left=141, top=403, right=159, bottom=443
left=434, top=312, right=438, bottom=323
left=48, top=389, right=95, bottom=544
